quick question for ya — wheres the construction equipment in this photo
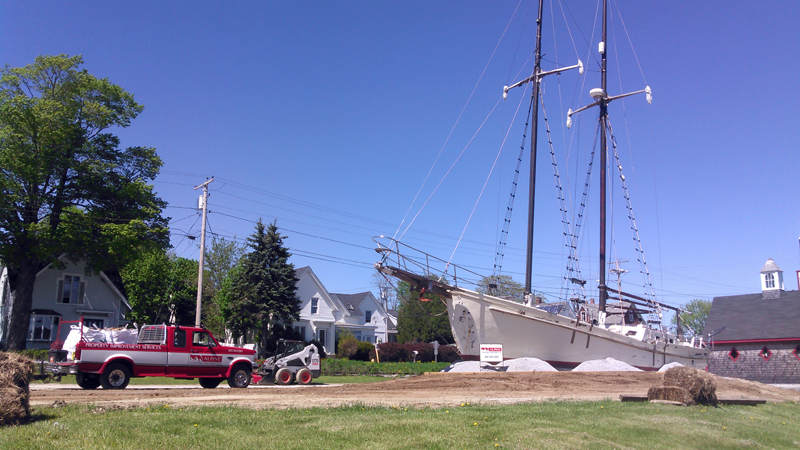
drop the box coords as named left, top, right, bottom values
left=257, top=339, right=321, bottom=385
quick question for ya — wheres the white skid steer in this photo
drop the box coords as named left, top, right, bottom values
left=257, top=339, right=321, bottom=385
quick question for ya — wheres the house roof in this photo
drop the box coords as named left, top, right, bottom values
left=703, top=290, right=800, bottom=342
left=330, top=292, right=369, bottom=317
left=760, top=258, right=783, bottom=273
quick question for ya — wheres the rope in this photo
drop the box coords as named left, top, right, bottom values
left=393, top=1, right=524, bottom=242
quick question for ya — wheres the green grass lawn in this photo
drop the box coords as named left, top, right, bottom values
left=3, top=401, right=798, bottom=449
left=36, top=374, right=391, bottom=386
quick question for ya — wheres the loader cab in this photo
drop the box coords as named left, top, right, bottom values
left=273, top=339, right=304, bottom=360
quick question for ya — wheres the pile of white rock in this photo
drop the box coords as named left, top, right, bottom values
left=572, top=357, right=643, bottom=372
left=657, top=362, right=684, bottom=372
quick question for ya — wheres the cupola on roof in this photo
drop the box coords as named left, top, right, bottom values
left=759, top=258, right=783, bottom=273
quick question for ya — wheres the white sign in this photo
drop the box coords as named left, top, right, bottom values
left=479, top=344, right=503, bottom=363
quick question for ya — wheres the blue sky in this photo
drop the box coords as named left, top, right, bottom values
left=3, top=1, right=799, bottom=311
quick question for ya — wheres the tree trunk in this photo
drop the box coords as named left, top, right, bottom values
left=6, top=260, right=40, bottom=351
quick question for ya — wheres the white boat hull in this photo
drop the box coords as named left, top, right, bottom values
left=447, top=289, right=708, bottom=370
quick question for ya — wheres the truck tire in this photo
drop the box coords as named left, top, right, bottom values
left=275, top=367, right=294, bottom=385
left=76, top=372, right=100, bottom=390
left=296, top=368, right=312, bottom=385
left=227, top=364, right=251, bottom=388
left=199, top=377, right=223, bottom=389
left=100, top=363, right=131, bottom=390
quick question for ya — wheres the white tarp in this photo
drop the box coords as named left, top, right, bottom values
left=61, top=325, right=139, bottom=360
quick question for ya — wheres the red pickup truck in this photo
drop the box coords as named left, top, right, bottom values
left=48, top=324, right=258, bottom=390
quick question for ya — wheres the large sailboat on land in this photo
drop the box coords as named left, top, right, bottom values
left=375, top=0, right=708, bottom=370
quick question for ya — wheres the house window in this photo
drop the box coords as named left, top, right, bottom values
left=728, top=347, right=740, bottom=362
left=57, top=275, right=85, bottom=304
left=84, top=318, right=104, bottom=329
left=294, top=326, right=306, bottom=339
left=311, top=298, right=318, bottom=314
left=759, top=346, right=772, bottom=361
left=28, top=315, right=60, bottom=341
left=318, top=329, right=326, bottom=347
left=765, top=273, right=775, bottom=288
left=365, top=310, right=372, bottom=323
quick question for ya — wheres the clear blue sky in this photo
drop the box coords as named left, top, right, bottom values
left=3, top=1, right=799, bottom=311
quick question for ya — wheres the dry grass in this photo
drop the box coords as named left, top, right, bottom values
left=0, top=352, right=34, bottom=425
left=647, top=386, right=693, bottom=405
left=662, top=366, right=717, bottom=405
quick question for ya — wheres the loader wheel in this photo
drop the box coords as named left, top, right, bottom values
left=227, top=364, right=251, bottom=388
left=76, top=372, right=100, bottom=390
left=100, top=363, right=130, bottom=390
left=200, top=377, right=223, bottom=389
left=296, top=368, right=312, bottom=385
left=275, top=367, right=294, bottom=385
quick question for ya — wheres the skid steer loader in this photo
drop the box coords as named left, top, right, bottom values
left=257, top=339, right=321, bottom=385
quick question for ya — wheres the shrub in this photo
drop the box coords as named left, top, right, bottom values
left=374, top=342, right=411, bottom=362
left=336, top=332, right=358, bottom=359
left=352, top=341, right=374, bottom=361
left=372, top=342, right=460, bottom=363
left=16, top=349, right=49, bottom=361
left=320, top=358, right=450, bottom=376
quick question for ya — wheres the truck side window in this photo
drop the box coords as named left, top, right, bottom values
left=174, top=329, right=186, bottom=347
left=192, top=331, right=215, bottom=347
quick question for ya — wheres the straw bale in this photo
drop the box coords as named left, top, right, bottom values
left=662, top=366, right=717, bottom=405
left=647, top=386, right=693, bottom=405
left=0, top=352, right=34, bottom=425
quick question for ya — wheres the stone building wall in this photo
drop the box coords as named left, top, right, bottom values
left=708, top=341, right=800, bottom=384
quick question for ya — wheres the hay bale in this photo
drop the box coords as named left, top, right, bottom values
left=0, top=352, right=35, bottom=425
left=647, top=386, right=693, bottom=405
left=663, top=366, right=717, bottom=405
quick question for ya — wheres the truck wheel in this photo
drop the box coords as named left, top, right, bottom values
left=100, top=363, right=130, bottom=390
left=227, top=364, right=251, bottom=388
left=76, top=372, right=100, bottom=390
left=199, top=377, right=223, bottom=389
left=275, top=367, right=293, bottom=385
left=296, top=368, right=312, bottom=385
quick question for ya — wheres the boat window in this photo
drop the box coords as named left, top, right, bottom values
left=728, top=347, right=740, bottom=362
left=625, top=330, right=638, bottom=337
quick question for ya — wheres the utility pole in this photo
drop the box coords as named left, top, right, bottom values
left=194, top=178, right=214, bottom=327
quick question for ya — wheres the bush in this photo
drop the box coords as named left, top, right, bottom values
left=320, top=358, right=450, bottom=376
left=374, top=342, right=411, bottom=362
left=16, top=349, right=49, bottom=361
left=352, top=341, right=374, bottom=361
left=373, top=342, right=460, bottom=363
left=336, top=332, right=358, bottom=359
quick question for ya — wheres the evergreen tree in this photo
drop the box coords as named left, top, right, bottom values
left=220, top=220, right=299, bottom=352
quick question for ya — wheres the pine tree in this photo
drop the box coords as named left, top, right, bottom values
left=221, top=220, right=300, bottom=352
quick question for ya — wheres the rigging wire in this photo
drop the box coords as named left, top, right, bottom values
left=393, top=1, right=524, bottom=242
left=444, top=83, right=531, bottom=275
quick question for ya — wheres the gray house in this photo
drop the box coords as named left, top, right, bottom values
left=703, top=259, right=800, bottom=384
left=0, top=257, right=131, bottom=350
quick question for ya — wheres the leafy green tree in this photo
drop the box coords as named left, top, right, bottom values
left=396, top=281, right=454, bottom=345
left=672, top=299, right=712, bottom=337
left=202, top=237, right=246, bottom=337
left=219, top=220, right=300, bottom=353
left=477, top=275, right=525, bottom=303
left=119, top=249, right=197, bottom=325
left=0, top=55, right=167, bottom=350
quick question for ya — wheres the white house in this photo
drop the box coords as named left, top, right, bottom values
left=0, top=257, right=132, bottom=350
left=292, top=266, right=397, bottom=354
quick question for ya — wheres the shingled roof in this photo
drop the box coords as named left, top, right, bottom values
left=330, top=292, right=370, bottom=317
left=703, top=290, right=800, bottom=342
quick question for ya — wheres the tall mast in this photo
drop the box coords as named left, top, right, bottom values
left=504, top=3, right=583, bottom=300
left=524, top=0, right=545, bottom=297
left=598, top=0, right=609, bottom=313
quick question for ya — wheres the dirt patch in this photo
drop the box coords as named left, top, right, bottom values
left=29, top=372, right=800, bottom=410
